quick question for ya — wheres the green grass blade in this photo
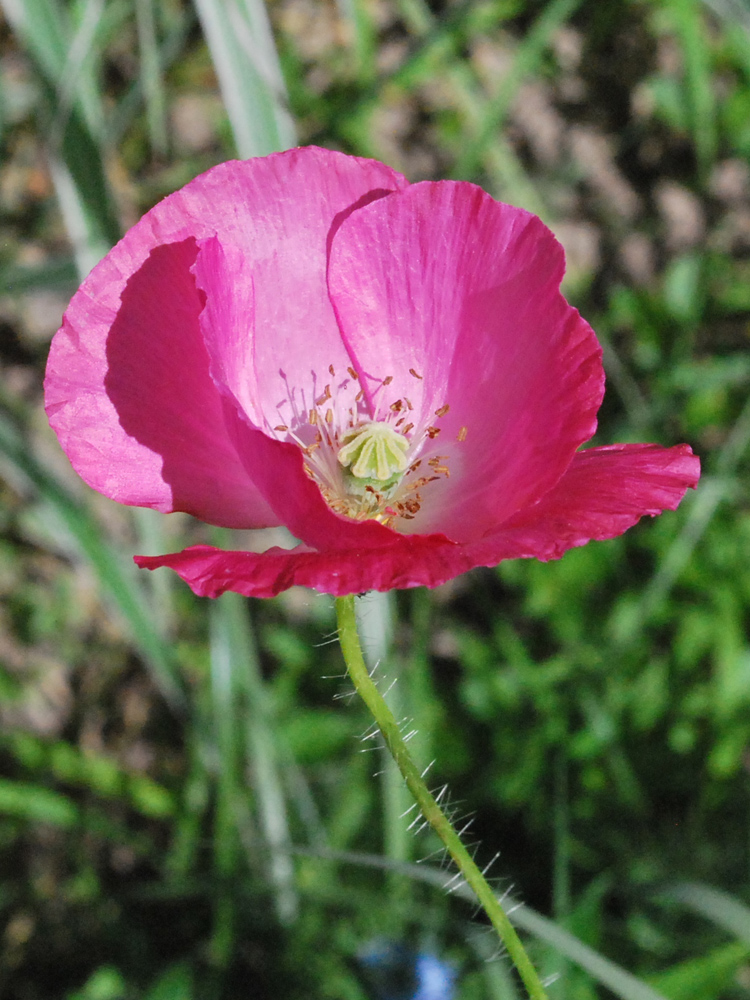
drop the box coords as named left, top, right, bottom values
left=0, top=0, right=100, bottom=133
left=48, top=131, right=117, bottom=276
left=193, top=0, right=295, bottom=156
left=0, top=257, right=78, bottom=294
left=207, top=595, right=244, bottom=966
left=665, top=0, right=717, bottom=181
left=655, top=882, right=750, bottom=944
left=0, top=411, right=184, bottom=709
left=336, top=0, right=377, bottom=84
left=212, top=587, right=298, bottom=924
left=1, top=0, right=121, bottom=270
left=356, top=591, right=410, bottom=912
left=135, top=0, right=168, bottom=158
left=106, top=5, right=195, bottom=148
left=51, top=0, right=105, bottom=139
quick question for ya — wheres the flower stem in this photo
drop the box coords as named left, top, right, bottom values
left=335, top=593, right=549, bottom=1000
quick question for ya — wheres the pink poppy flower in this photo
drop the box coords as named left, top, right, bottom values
left=45, top=146, right=700, bottom=599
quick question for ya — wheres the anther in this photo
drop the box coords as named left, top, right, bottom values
left=402, top=423, right=414, bottom=435
left=309, top=409, right=317, bottom=424
left=274, top=424, right=288, bottom=432
left=347, top=367, right=359, bottom=380
left=457, top=426, right=467, bottom=442
left=435, top=404, right=450, bottom=417
left=382, top=375, right=393, bottom=386
left=390, top=400, right=403, bottom=412
left=426, top=426, right=441, bottom=438
left=315, top=385, right=331, bottom=406
left=325, top=408, right=333, bottom=424
left=329, top=364, right=336, bottom=376
left=355, top=389, right=364, bottom=402
left=404, top=398, right=413, bottom=410
left=409, top=369, right=422, bottom=380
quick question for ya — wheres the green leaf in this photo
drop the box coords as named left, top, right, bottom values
left=65, top=966, right=127, bottom=1000
left=0, top=778, right=78, bottom=827
left=647, top=941, right=750, bottom=1000
left=144, top=962, right=194, bottom=1000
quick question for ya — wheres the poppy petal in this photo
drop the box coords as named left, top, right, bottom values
left=471, top=442, right=701, bottom=563
left=45, top=237, right=276, bottom=527
left=134, top=534, right=468, bottom=598
left=328, top=181, right=604, bottom=543
left=45, top=147, right=407, bottom=527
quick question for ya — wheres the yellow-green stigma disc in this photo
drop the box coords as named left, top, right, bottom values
left=337, top=421, right=409, bottom=486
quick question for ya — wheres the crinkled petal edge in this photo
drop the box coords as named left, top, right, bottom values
left=134, top=441, right=700, bottom=598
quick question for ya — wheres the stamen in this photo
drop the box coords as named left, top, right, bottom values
left=404, top=398, right=413, bottom=410
left=406, top=476, right=432, bottom=492
left=402, top=423, right=414, bottom=434
left=355, top=389, right=364, bottom=402
left=409, top=368, right=422, bottom=380
left=457, top=426, right=467, bottom=442
left=435, top=404, right=450, bottom=417
left=329, top=364, right=336, bottom=376
left=325, top=408, right=333, bottom=424
left=347, top=367, right=359, bottom=380
left=315, top=385, right=331, bottom=406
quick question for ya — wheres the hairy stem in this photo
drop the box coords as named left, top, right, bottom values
left=335, top=593, right=549, bottom=1000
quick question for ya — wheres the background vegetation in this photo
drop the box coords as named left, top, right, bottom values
left=0, top=0, right=749, bottom=996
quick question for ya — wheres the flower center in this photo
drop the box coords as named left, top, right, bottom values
left=270, top=364, right=466, bottom=528
left=337, top=421, right=409, bottom=492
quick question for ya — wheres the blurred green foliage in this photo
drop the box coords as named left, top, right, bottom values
left=1, top=0, right=750, bottom=997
